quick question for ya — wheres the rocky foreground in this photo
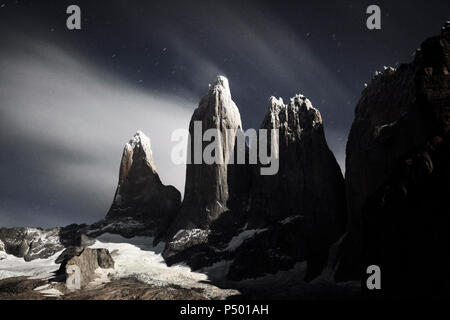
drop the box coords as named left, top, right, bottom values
left=0, top=275, right=360, bottom=300
left=0, top=277, right=208, bottom=300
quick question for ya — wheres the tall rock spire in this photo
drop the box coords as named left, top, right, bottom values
left=106, top=131, right=181, bottom=239
left=234, top=94, right=346, bottom=280
left=171, top=75, right=243, bottom=231
left=251, top=94, right=339, bottom=223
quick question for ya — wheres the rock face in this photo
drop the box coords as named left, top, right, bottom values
left=164, top=90, right=346, bottom=282
left=59, top=247, right=114, bottom=288
left=0, top=224, right=107, bottom=261
left=106, top=131, right=181, bottom=241
left=249, top=96, right=345, bottom=226
left=336, top=24, right=450, bottom=297
left=170, top=76, right=243, bottom=232
left=232, top=95, right=346, bottom=280
left=0, top=227, right=64, bottom=261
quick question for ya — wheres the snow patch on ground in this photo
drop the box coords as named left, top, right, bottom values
left=224, top=228, right=267, bottom=251
left=89, top=233, right=239, bottom=299
left=34, top=284, right=50, bottom=291
left=0, top=232, right=239, bottom=299
left=40, top=288, right=63, bottom=297
left=280, top=215, right=302, bottom=224
left=0, top=250, right=63, bottom=280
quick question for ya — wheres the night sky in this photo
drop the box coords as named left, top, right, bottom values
left=0, top=0, right=449, bottom=227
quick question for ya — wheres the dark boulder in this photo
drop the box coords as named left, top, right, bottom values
left=58, top=247, right=114, bottom=288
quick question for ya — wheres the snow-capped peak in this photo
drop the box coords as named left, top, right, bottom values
left=125, top=131, right=152, bottom=157
left=126, top=130, right=150, bottom=148
left=210, top=75, right=231, bottom=98
left=268, top=96, right=284, bottom=109
left=122, top=130, right=156, bottom=171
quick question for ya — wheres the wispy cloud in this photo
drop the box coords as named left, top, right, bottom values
left=155, top=1, right=350, bottom=172
left=0, top=33, right=193, bottom=227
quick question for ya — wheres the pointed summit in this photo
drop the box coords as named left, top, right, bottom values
left=198, top=75, right=241, bottom=132
left=169, top=76, right=243, bottom=231
left=106, top=131, right=181, bottom=239
left=262, top=94, right=322, bottom=133
left=209, top=75, right=231, bottom=97
left=118, top=131, right=156, bottom=184
left=124, top=131, right=153, bottom=160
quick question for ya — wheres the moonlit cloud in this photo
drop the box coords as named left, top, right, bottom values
left=0, top=33, right=194, bottom=227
